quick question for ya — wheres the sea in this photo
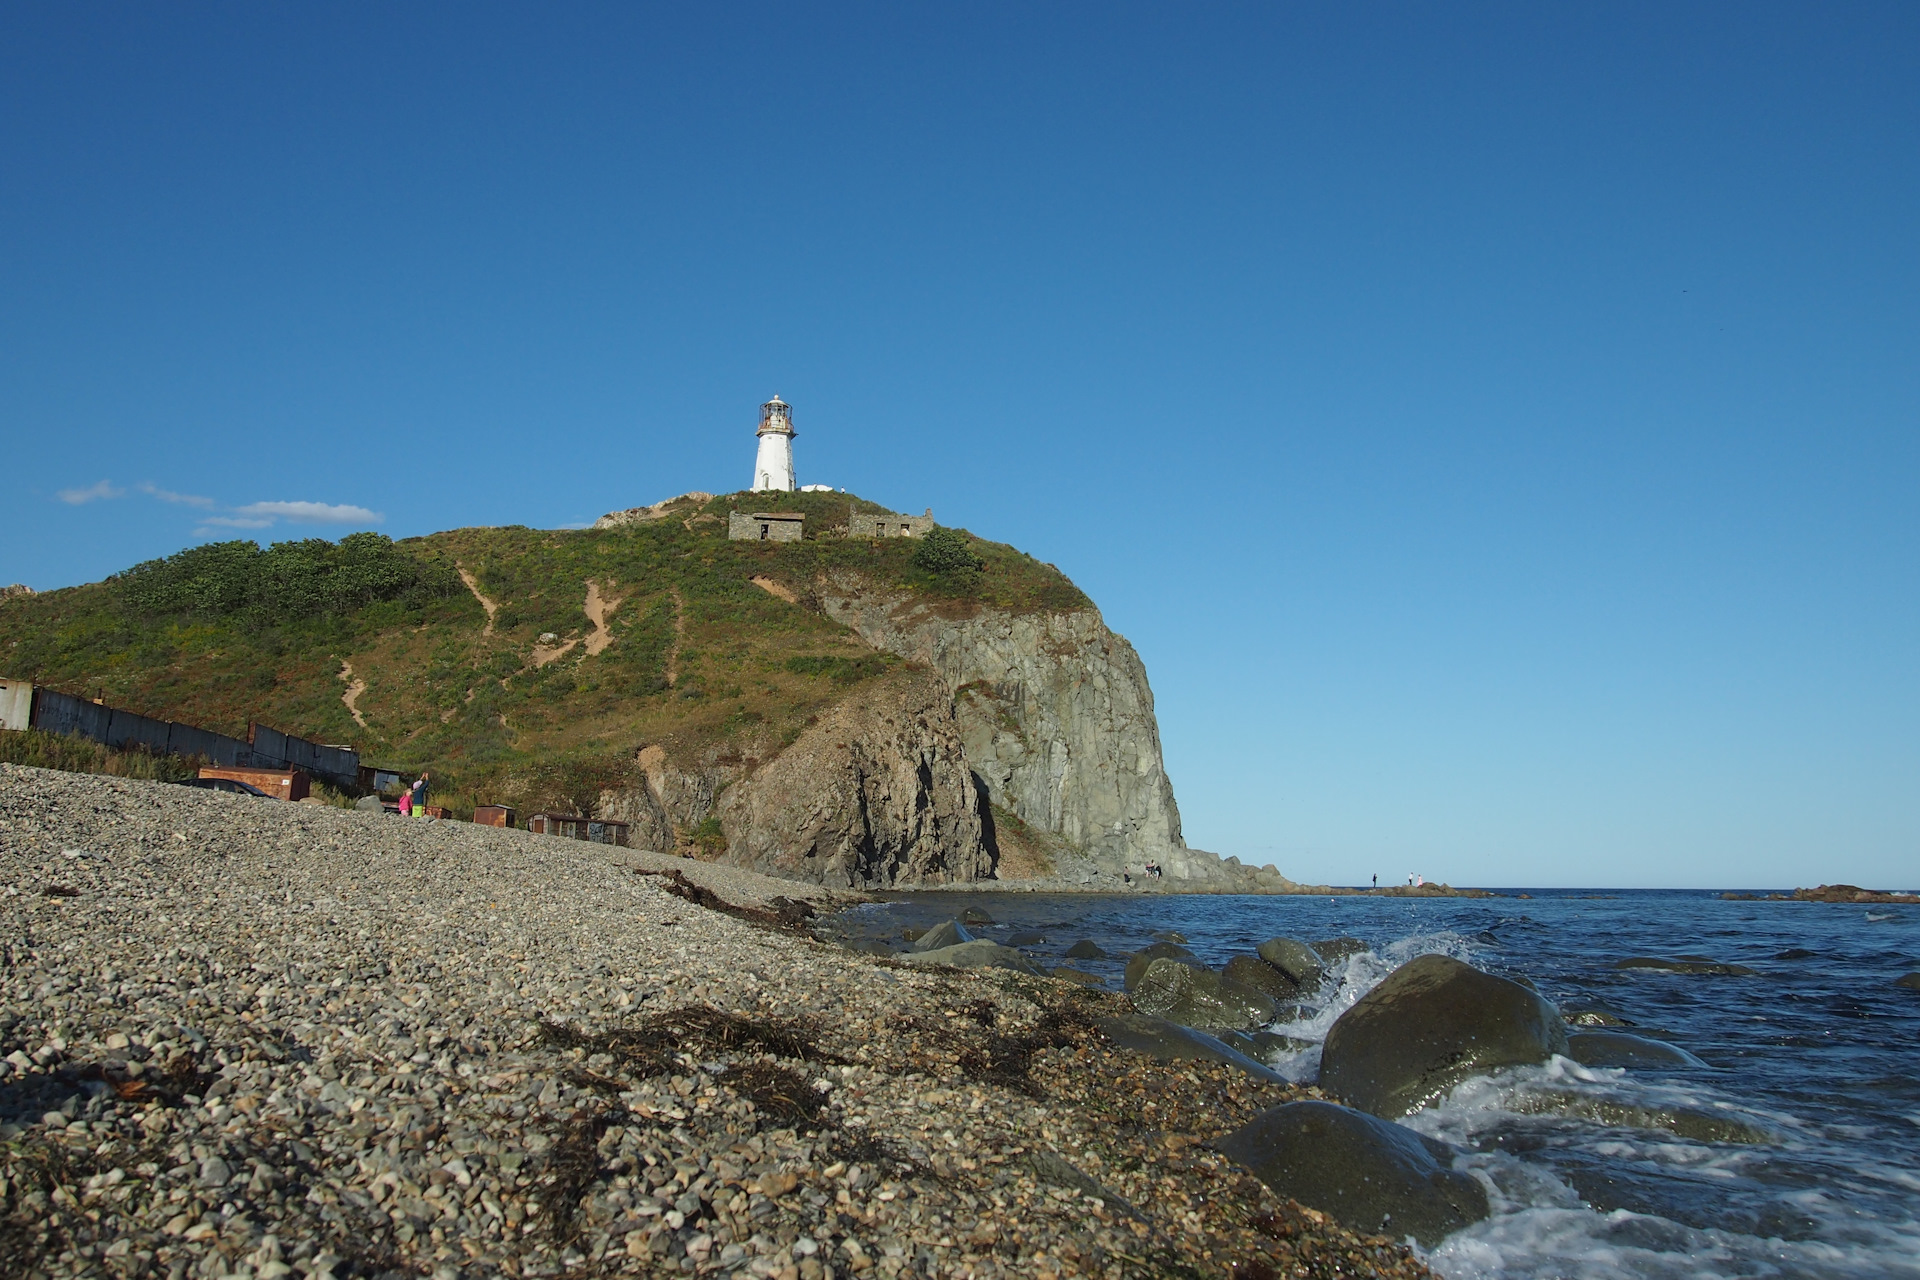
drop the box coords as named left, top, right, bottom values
left=825, top=889, right=1920, bottom=1279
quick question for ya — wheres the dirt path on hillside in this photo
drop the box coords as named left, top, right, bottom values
left=583, top=579, right=624, bottom=655
left=666, top=588, right=686, bottom=686
left=749, top=575, right=797, bottom=603
left=457, top=566, right=501, bottom=636
left=337, top=660, right=368, bottom=729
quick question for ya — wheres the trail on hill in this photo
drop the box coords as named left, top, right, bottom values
left=457, top=565, right=500, bottom=635
left=583, top=579, right=624, bottom=656
left=337, top=660, right=368, bottom=729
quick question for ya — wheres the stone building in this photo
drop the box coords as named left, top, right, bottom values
left=848, top=509, right=934, bottom=539
left=728, top=510, right=805, bottom=542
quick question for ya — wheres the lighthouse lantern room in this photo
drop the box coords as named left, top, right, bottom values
left=751, top=395, right=797, bottom=492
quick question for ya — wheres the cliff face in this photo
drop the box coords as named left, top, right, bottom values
left=813, top=573, right=1184, bottom=874
left=599, top=668, right=989, bottom=889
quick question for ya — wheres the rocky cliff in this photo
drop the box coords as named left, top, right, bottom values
left=598, top=667, right=991, bottom=889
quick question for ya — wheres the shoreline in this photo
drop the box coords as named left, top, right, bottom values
left=0, top=765, right=1428, bottom=1280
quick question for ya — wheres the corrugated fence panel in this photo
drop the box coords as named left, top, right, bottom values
left=251, top=723, right=358, bottom=785
left=106, top=708, right=173, bottom=754
left=31, top=690, right=111, bottom=742
left=166, top=722, right=255, bottom=767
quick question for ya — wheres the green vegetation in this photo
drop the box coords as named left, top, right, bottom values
left=913, top=525, right=984, bottom=575
left=0, top=489, right=1089, bottom=819
left=0, top=728, right=198, bottom=783
left=116, top=533, right=460, bottom=621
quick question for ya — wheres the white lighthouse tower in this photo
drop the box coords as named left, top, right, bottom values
left=751, top=395, right=797, bottom=492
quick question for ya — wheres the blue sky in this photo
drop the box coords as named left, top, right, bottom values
left=3, top=4, right=1915, bottom=888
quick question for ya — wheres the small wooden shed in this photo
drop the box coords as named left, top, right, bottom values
left=199, top=766, right=309, bottom=802
left=527, top=813, right=630, bottom=847
left=473, top=804, right=517, bottom=828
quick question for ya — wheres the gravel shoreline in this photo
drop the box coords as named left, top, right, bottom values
left=1, top=766, right=1429, bottom=1280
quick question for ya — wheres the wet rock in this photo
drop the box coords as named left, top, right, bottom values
left=1320, top=954, right=1569, bottom=1118
left=1311, top=937, right=1370, bottom=963
left=911, top=919, right=974, bottom=952
left=1092, top=1014, right=1286, bottom=1082
left=1509, top=1089, right=1771, bottom=1143
left=1774, top=948, right=1817, bottom=961
left=1222, top=955, right=1298, bottom=1003
left=1559, top=999, right=1633, bottom=1027
left=1151, top=931, right=1188, bottom=944
left=896, top=939, right=1043, bottom=975
left=1217, top=1101, right=1489, bottom=1247
left=1565, top=1031, right=1704, bottom=1069
left=1256, top=937, right=1328, bottom=990
left=1064, top=939, right=1106, bottom=960
left=1130, top=958, right=1278, bottom=1032
left=961, top=907, right=995, bottom=926
left=1122, top=942, right=1199, bottom=991
left=1615, top=957, right=1757, bottom=977
left=1895, top=972, right=1920, bottom=991
left=1218, top=1029, right=1315, bottom=1061
left=1006, top=932, right=1046, bottom=946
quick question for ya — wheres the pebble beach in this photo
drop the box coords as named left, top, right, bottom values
left=0, top=766, right=1428, bottom=1280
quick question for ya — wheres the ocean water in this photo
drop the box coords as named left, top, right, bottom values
left=826, top=889, right=1920, bottom=1279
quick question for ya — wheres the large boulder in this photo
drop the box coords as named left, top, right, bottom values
left=1893, top=972, right=1920, bottom=991
left=1312, top=937, right=1370, bottom=963
left=1093, top=1014, right=1285, bottom=1082
left=1123, top=941, right=1199, bottom=991
left=1130, top=958, right=1278, bottom=1032
left=1566, top=1031, right=1703, bottom=1070
left=1256, top=937, right=1328, bottom=990
left=911, top=919, right=974, bottom=952
left=1065, top=939, right=1107, bottom=960
left=895, top=940, right=1043, bottom=976
left=1320, top=954, right=1568, bottom=1118
left=1216, top=1101, right=1489, bottom=1246
left=1223, top=955, right=1299, bottom=1002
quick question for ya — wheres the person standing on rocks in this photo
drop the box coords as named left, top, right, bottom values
left=411, top=771, right=431, bottom=818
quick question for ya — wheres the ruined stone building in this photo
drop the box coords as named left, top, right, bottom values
left=848, top=509, right=934, bottom=538
left=728, top=510, right=805, bottom=542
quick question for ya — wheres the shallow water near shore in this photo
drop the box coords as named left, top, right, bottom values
left=826, top=889, right=1920, bottom=1278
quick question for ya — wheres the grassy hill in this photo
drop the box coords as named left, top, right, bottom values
left=0, top=491, right=1087, bottom=818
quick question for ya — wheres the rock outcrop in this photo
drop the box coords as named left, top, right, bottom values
left=814, top=577, right=1178, bottom=869
left=599, top=668, right=988, bottom=889
left=814, top=574, right=1290, bottom=888
left=712, top=668, right=990, bottom=888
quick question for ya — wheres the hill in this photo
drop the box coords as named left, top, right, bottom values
left=0, top=491, right=1285, bottom=890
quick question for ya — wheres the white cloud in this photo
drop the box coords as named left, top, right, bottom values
left=200, top=515, right=276, bottom=529
left=57, top=479, right=124, bottom=504
left=138, top=482, right=215, bottom=509
left=234, top=500, right=384, bottom=525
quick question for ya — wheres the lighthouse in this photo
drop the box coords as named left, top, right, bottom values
left=751, top=395, right=796, bottom=492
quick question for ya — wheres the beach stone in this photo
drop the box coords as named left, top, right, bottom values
left=895, top=939, right=1043, bottom=976
left=960, top=908, right=994, bottom=926
left=1222, top=955, right=1299, bottom=1002
left=354, top=795, right=384, bottom=812
left=1064, top=939, right=1106, bottom=960
left=910, top=919, right=974, bottom=952
left=1320, top=954, right=1568, bottom=1118
left=1895, top=972, right=1920, bottom=990
left=1615, top=957, right=1757, bottom=976
left=1129, top=958, right=1278, bottom=1032
left=1256, top=937, right=1328, bottom=989
left=1217, top=1101, right=1489, bottom=1246
left=1093, top=1014, right=1285, bottom=1082
left=1311, top=937, right=1370, bottom=963
left=1566, top=1031, right=1704, bottom=1070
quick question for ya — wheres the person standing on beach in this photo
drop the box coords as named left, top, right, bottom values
left=411, top=771, right=430, bottom=817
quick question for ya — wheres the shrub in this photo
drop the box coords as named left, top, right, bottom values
left=912, top=526, right=983, bottom=575
left=784, top=654, right=890, bottom=684
left=114, top=533, right=459, bottom=622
